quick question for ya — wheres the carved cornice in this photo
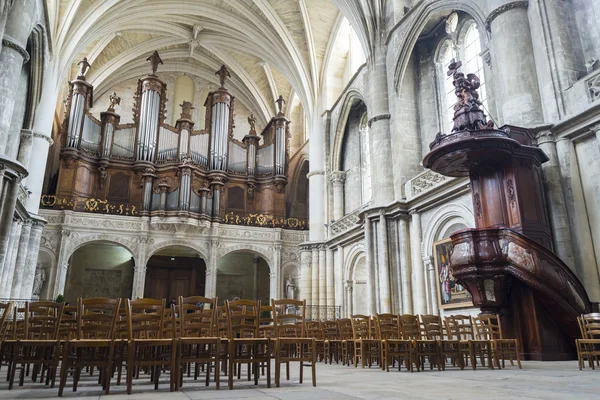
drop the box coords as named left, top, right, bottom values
left=486, top=1, right=529, bottom=31
left=367, top=113, right=391, bottom=128
left=2, top=35, right=29, bottom=63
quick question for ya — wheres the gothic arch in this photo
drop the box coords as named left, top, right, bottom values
left=217, top=244, right=273, bottom=272
left=391, top=0, right=489, bottom=94
left=343, top=243, right=365, bottom=282
left=145, top=239, right=209, bottom=265
left=332, top=89, right=367, bottom=171
left=422, top=202, right=474, bottom=259
left=65, top=234, right=139, bottom=267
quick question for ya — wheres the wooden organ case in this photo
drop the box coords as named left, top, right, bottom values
left=49, top=52, right=297, bottom=229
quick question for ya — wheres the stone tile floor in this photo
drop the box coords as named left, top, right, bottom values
left=0, top=361, right=598, bottom=399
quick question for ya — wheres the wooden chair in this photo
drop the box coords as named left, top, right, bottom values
left=306, top=321, right=325, bottom=362
left=377, top=313, right=415, bottom=372
left=0, top=304, right=24, bottom=382
left=125, top=298, right=177, bottom=394
left=226, top=299, right=271, bottom=389
left=111, top=301, right=129, bottom=387
left=322, top=320, right=343, bottom=364
left=400, top=314, right=441, bottom=371
left=351, top=315, right=381, bottom=368
left=0, top=302, right=14, bottom=375
left=473, top=314, right=521, bottom=369
left=271, top=299, right=316, bottom=387
left=420, top=314, right=462, bottom=370
left=177, top=296, right=220, bottom=389
left=259, top=305, right=275, bottom=339
left=445, top=314, right=493, bottom=370
left=9, top=301, right=64, bottom=390
left=215, top=305, right=229, bottom=377
left=337, top=318, right=354, bottom=366
left=576, top=312, right=600, bottom=370
left=58, top=297, right=121, bottom=396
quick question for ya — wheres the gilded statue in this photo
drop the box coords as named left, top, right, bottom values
left=77, top=57, right=91, bottom=78
left=146, top=50, right=163, bottom=75
left=180, top=101, right=194, bottom=119
left=108, top=92, right=121, bottom=111
left=216, top=65, right=230, bottom=87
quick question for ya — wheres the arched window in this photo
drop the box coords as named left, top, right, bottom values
left=436, top=20, right=489, bottom=133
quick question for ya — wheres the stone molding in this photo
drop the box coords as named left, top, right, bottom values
left=367, top=113, right=391, bottom=128
left=306, top=170, right=325, bottom=179
left=32, top=130, right=54, bottom=146
left=2, top=35, right=30, bottom=63
left=486, top=1, right=529, bottom=31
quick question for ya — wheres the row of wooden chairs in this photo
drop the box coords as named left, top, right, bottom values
left=304, top=313, right=522, bottom=372
left=0, top=298, right=317, bottom=396
left=576, top=312, right=600, bottom=370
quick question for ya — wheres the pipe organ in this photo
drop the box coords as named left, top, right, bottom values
left=53, top=52, right=292, bottom=225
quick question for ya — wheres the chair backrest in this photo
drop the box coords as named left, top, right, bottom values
left=113, top=301, right=129, bottom=340
left=215, top=305, right=228, bottom=338
left=125, top=298, right=166, bottom=340
left=0, top=302, right=13, bottom=340
left=580, top=312, right=600, bottom=339
left=78, top=297, right=121, bottom=340
left=337, top=318, right=353, bottom=340
left=259, top=305, right=275, bottom=338
left=226, top=299, right=260, bottom=338
left=25, top=301, right=64, bottom=340
left=399, top=314, right=421, bottom=340
left=472, top=314, right=504, bottom=340
left=420, top=314, right=444, bottom=340
left=351, top=315, right=371, bottom=340
left=376, top=314, right=400, bottom=340
left=58, top=304, right=78, bottom=341
left=306, top=321, right=324, bottom=340
left=445, top=315, right=475, bottom=340
left=6, top=305, right=26, bottom=341
left=323, top=320, right=340, bottom=340
left=272, top=299, right=306, bottom=338
left=179, top=296, right=217, bottom=338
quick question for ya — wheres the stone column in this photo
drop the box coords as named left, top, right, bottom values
left=0, top=176, right=20, bottom=273
left=536, top=130, right=575, bottom=268
left=308, top=111, right=326, bottom=242
left=487, top=1, right=543, bottom=125
left=330, top=171, right=346, bottom=220
left=345, top=282, right=353, bottom=317
left=270, top=245, right=281, bottom=300
left=409, top=210, right=426, bottom=314
left=364, top=217, right=376, bottom=315
left=591, top=124, right=600, bottom=160
left=132, top=264, right=147, bottom=299
left=311, top=246, right=319, bottom=306
left=334, top=246, right=344, bottom=311
left=205, top=240, right=220, bottom=298
left=318, top=246, right=326, bottom=319
left=17, top=130, right=33, bottom=169
left=325, top=247, right=334, bottom=317
left=253, top=256, right=260, bottom=300
left=299, top=248, right=312, bottom=305
left=378, top=211, right=391, bottom=313
left=0, top=1, right=33, bottom=155
left=18, top=219, right=43, bottom=298
left=424, top=256, right=438, bottom=315
left=25, top=132, right=53, bottom=213
left=51, top=229, right=72, bottom=298
left=9, top=219, right=32, bottom=298
left=366, top=45, right=394, bottom=205
left=0, top=220, right=20, bottom=297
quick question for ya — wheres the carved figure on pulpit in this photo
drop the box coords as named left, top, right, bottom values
left=285, top=275, right=297, bottom=299
left=447, top=59, right=492, bottom=132
left=146, top=51, right=163, bottom=75
left=32, top=266, right=46, bottom=296
left=77, top=57, right=91, bottom=79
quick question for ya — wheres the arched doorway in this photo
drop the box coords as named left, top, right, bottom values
left=216, top=251, right=269, bottom=304
left=144, top=246, right=206, bottom=300
left=64, top=242, right=135, bottom=304
left=352, top=255, right=368, bottom=315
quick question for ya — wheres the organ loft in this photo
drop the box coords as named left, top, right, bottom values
left=44, top=52, right=300, bottom=230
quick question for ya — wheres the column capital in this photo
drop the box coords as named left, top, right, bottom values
left=536, top=130, right=556, bottom=145
left=486, top=1, right=529, bottom=31
left=330, top=171, right=346, bottom=185
left=409, top=209, right=420, bottom=217
left=589, top=123, right=600, bottom=134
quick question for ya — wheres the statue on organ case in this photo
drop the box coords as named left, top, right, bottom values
left=146, top=50, right=163, bottom=75
left=77, top=57, right=91, bottom=79
left=180, top=101, right=194, bottom=120
left=216, top=65, right=231, bottom=87
left=108, top=92, right=121, bottom=111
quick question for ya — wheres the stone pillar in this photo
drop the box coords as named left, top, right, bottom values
left=0, top=0, right=33, bottom=156
left=18, top=219, right=43, bottom=298
left=325, top=247, right=334, bottom=317
left=334, top=246, right=344, bottom=310
left=51, top=229, right=72, bottom=298
left=487, top=1, right=543, bottom=125
left=299, top=248, right=312, bottom=305
left=0, top=220, right=20, bottom=297
left=17, top=130, right=33, bottom=169
left=9, top=219, right=32, bottom=298
left=424, top=256, right=438, bottom=315
left=205, top=240, right=220, bottom=298
left=345, top=282, right=353, bottom=317
left=319, top=246, right=326, bottom=318
left=409, top=210, right=426, bottom=314
left=270, top=245, right=281, bottom=300
left=308, top=111, right=326, bottom=242
left=591, top=124, right=600, bottom=161
left=131, top=234, right=150, bottom=299
left=366, top=45, right=394, bottom=205
left=378, top=211, right=391, bottom=313
left=311, top=246, right=319, bottom=306
left=364, top=217, right=376, bottom=315
left=330, top=171, right=346, bottom=220
left=253, top=256, right=260, bottom=300
left=536, top=130, right=575, bottom=268
left=0, top=176, right=20, bottom=273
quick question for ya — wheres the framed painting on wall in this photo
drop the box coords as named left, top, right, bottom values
left=433, top=238, right=472, bottom=309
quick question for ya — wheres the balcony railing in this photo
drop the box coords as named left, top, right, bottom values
left=40, top=195, right=140, bottom=216
left=222, top=211, right=308, bottom=231
left=305, top=306, right=341, bottom=321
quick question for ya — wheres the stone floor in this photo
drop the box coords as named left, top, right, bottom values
left=0, top=361, right=598, bottom=399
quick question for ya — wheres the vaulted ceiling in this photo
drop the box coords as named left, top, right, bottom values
left=47, top=0, right=347, bottom=126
